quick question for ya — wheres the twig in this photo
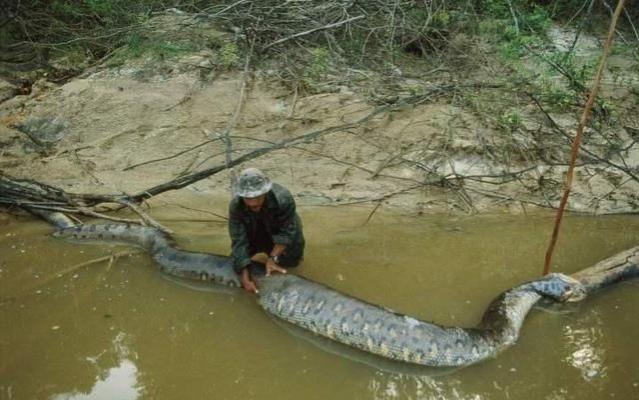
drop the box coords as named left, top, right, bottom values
left=601, top=0, right=629, bottom=45
left=262, top=15, right=366, bottom=51
left=76, top=49, right=117, bottom=79
left=335, top=183, right=425, bottom=206
left=370, top=152, right=400, bottom=179
left=52, top=127, right=139, bottom=160
left=528, top=94, right=639, bottom=183
left=227, top=135, right=423, bottom=184
left=198, top=0, right=251, bottom=19
left=287, top=83, right=299, bottom=119
left=562, top=0, right=594, bottom=64
left=387, top=0, right=399, bottom=63
left=116, top=199, right=173, bottom=235
left=162, top=203, right=229, bottom=221
left=73, top=150, right=103, bottom=185
left=590, top=177, right=634, bottom=209
left=524, top=44, right=586, bottom=92
left=22, top=250, right=141, bottom=295
left=446, top=160, right=478, bottom=214
left=506, top=0, right=519, bottom=35
left=75, top=207, right=142, bottom=224
left=363, top=201, right=383, bottom=225
left=162, top=85, right=197, bottom=111
left=8, top=24, right=137, bottom=49
left=370, top=117, right=423, bottom=179
left=64, top=253, right=118, bottom=274
left=16, top=130, right=51, bottom=155
left=178, top=150, right=205, bottom=176
left=105, top=254, right=115, bottom=272
left=563, top=0, right=593, bottom=27
left=623, top=6, right=639, bottom=42
left=464, top=187, right=560, bottom=211
left=123, top=137, right=222, bottom=171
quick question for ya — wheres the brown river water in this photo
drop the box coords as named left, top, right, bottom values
left=0, top=207, right=638, bottom=400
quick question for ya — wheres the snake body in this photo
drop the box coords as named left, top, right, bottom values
left=53, top=223, right=639, bottom=367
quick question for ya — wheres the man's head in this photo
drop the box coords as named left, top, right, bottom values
left=234, top=168, right=272, bottom=212
left=242, top=194, right=266, bottom=212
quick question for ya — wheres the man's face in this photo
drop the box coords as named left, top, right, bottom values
left=243, top=194, right=266, bottom=212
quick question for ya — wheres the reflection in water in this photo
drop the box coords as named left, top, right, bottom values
left=53, top=359, right=139, bottom=400
left=52, top=333, right=141, bottom=400
left=367, top=372, right=483, bottom=400
left=545, top=388, right=569, bottom=400
left=563, top=312, right=606, bottom=381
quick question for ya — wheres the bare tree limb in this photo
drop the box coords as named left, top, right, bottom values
left=116, top=199, right=173, bottom=235
left=219, top=34, right=255, bottom=187
left=262, top=15, right=366, bottom=51
left=123, top=137, right=222, bottom=171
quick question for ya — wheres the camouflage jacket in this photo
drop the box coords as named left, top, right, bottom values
left=228, top=183, right=305, bottom=273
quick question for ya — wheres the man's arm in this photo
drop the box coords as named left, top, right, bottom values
left=271, top=195, right=299, bottom=246
left=266, top=189, right=300, bottom=274
left=228, top=202, right=252, bottom=274
left=240, top=267, right=258, bottom=293
left=228, top=208, right=260, bottom=293
left=265, top=243, right=288, bottom=276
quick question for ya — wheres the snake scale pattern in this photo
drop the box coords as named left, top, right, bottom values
left=53, top=222, right=639, bottom=367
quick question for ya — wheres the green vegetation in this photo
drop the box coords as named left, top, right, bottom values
left=499, top=108, right=523, bottom=132
left=218, top=42, right=240, bottom=69
left=1, top=1, right=210, bottom=60
left=301, top=48, right=330, bottom=92
left=1, top=0, right=637, bottom=92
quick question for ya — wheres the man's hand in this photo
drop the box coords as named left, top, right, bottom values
left=266, top=257, right=287, bottom=276
left=241, top=268, right=259, bottom=294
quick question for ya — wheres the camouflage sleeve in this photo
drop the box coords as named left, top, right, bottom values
left=271, top=195, right=299, bottom=246
left=228, top=202, right=252, bottom=273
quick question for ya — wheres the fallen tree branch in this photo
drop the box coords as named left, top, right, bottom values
left=262, top=15, right=366, bottom=51
left=1, top=87, right=459, bottom=220
left=123, top=137, right=222, bottom=171
left=116, top=199, right=173, bottom=235
left=123, top=89, right=451, bottom=203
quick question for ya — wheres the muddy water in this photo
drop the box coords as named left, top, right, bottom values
left=0, top=208, right=637, bottom=400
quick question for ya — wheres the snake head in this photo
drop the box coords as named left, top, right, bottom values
left=537, top=273, right=587, bottom=302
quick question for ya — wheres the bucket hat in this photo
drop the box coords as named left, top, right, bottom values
left=234, top=168, right=273, bottom=198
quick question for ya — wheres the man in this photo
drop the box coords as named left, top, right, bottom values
left=228, top=168, right=305, bottom=293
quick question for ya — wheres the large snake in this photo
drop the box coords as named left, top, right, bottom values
left=52, top=222, right=639, bottom=367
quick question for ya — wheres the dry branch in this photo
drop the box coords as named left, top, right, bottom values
left=16, top=250, right=141, bottom=297
left=125, top=88, right=452, bottom=203
left=262, top=15, right=366, bottom=51
left=0, top=88, right=454, bottom=221
left=529, top=95, right=639, bottom=183
left=123, top=138, right=223, bottom=171
left=220, top=35, right=255, bottom=186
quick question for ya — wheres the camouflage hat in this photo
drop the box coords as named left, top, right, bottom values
left=234, top=168, right=273, bottom=198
